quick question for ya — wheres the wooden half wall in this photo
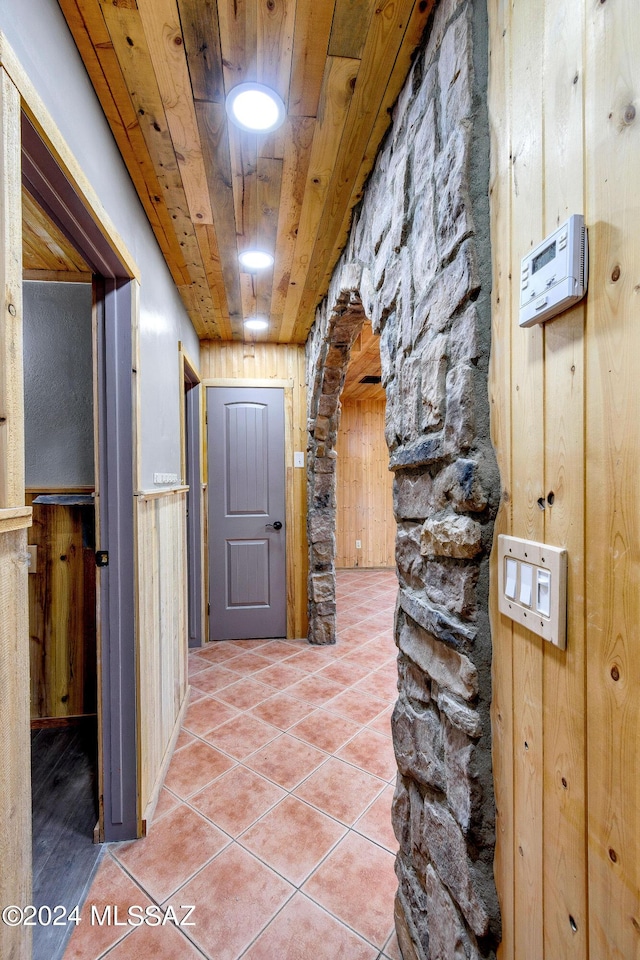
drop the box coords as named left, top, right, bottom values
left=336, top=398, right=394, bottom=568
left=487, top=1, right=640, bottom=958
left=136, top=488, right=189, bottom=829
left=200, top=341, right=308, bottom=638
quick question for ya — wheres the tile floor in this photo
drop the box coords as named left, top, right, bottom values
left=64, top=569, right=402, bottom=960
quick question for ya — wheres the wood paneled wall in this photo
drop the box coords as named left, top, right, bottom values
left=336, top=398, right=394, bottom=568
left=488, top=2, right=640, bottom=958
left=136, top=490, right=188, bottom=826
left=27, top=493, right=96, bottom=720
left=200, top=342, right=308, bottom=638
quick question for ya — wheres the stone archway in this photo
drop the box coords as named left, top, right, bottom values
left=306, top=270, right=367, bottom=645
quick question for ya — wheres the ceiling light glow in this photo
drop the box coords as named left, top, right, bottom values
left=226, top=82, right=286, bottom=133
left=239, top=250, right=274, bottom=271
left=244, top=317, right=269, bottom=331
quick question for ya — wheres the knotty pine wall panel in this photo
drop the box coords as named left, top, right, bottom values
left=200, top=341, right=308, bottom=638
left=335, top=398, right=394, bottom=569
left=487, top=2, right=640, bottom=957
left=26, top=493, right=97, bottom=720
left=136, top=490, right=188, bottom=823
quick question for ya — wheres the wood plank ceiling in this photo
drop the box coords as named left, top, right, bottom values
left=58, top=0, right=434, bottom=343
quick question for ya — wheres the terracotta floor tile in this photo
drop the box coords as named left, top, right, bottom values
left=188, top=686, right=207, bottom=704
left=63, top=854, right=152, bottom=960
left=366, top=636, right=398, bottom=656
left=183, top=696, right=239, bottom=736
left=224, top=651, right=275, bottom=675
left=163, top=844, right=294, bottom=960
left=338, top=622, right=384, bottom=644
left=288, top=709, right=361, bottom=753
left=205, top=713, right=280, bottom=759
left=214, top=677, right=277, bottom=710
left=105, top=919, right=204, bottom=960
left=341, top=645, right=388, bottom=668
left=316, top=658, right=372, bottom=686
left=193, top=642, right=241, bottom=663
left=249, top=693, right=315, bottom=730
left=323, top=688, right=388, bottom=725
left=254, top=639, right=302, bottom=661
left=188, top=656, right=211, bottom=678
left=191, top=665, right=239, bottom=696
left=174, top=728, right=197, bottom=751
left=242, top=892, right=378, bottom=960
left=367, top=704, right=394, bottom=738
left=244, top=734, right=327, bottom=790
left=164, top=739, right=236, bottom=798
left=302, top=832, right=396, bottom=948
left=293, top=756, right=386, bottom=825
left=354, top=668, right=399, bottom=702
left=252, top=661, right=309, bottom=689
left=354, top=785, right=397, bottom=852
left=227, top=638, right=272, bottom=651
left=336, top=728, right=398, bottom=781
left=190, top=765, right=285, bottom=837
left=240, top=796, right=346, bottom=884
left=153, top=787, right=180, bottom=823
left=384, top=930, right=403, bottom=959
left=113, top=804, right=228, bottom=903
left=286, top=648, right=337, bottom=672
left=286, top=674, right=347, bottom=706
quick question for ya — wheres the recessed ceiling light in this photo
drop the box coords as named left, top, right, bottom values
left=244, top=317, right=269, bottom=331
left=239, top=249, right=274, bottom=271
left=225, top=82, right=286, bottom=134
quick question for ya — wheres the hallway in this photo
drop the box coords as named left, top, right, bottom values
left=63, top=569, right=401, bottom=959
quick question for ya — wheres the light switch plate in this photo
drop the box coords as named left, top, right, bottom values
left=498, top=535, right=568, bottom=649
left=294, top=451, right=305, bottom=468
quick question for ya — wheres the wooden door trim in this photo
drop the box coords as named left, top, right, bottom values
left=0, top=35, right=142, bottom=842
left=0, top=32, right=138, bottom=281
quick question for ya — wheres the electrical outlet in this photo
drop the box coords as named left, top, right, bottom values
left=355, top=539, right=362, bottom=549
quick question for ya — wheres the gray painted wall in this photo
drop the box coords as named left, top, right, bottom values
left=1, top=0, right=200, bottom=489
left=23, top=281, right=94, bottom=487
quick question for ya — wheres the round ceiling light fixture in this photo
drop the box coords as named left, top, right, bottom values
left=244, top=317, right=269, bottom=332
left=226, top=82, right=286, bottom=134
left=239, top=249, right=274, bottom=271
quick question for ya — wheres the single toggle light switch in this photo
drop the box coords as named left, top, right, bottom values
left=505, top=557, right=518, bottom=599
left=519, top=563, right=533, bottom=607
left=536, top=569, right=551, bottom=617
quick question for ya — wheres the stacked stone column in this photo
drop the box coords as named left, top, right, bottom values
left=306, top=1, right=501, bottom=956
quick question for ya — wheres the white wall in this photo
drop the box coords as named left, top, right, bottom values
left=0, top=0, right=200, bottom=489
left=23, top=281, right=94, bottom=487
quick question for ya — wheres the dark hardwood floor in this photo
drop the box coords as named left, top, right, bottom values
left=31, top=721, right=103, bottom=960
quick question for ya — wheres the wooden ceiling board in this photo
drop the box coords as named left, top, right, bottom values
left=57, top=0, right=191, bottom=287
left=341, top=321, right=384, bottom=401
left=60, top=0, right=433, bottom=343
left=295, top=0, right=435, bottom=337
left=100, top=0, right=220, bottom=336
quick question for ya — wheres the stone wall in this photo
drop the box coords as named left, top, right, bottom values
left=306, top=0, right=501, bottom=956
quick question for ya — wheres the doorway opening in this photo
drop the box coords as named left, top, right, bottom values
left=23, top=267, right=100, bottom=960
left=20, top=105, right=139, bottom=884
left=335, top=320, right=394, bottom=574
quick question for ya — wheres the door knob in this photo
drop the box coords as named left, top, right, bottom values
left=266, top=520, right=283, bottom=530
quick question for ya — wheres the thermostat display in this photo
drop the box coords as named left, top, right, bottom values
left=519, top=214, right=588, bottom=327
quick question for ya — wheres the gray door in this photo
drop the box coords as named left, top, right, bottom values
left=207, top=387, right=286, bottom=640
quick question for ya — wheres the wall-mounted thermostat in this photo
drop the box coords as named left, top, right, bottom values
left=519, top=214, right=588, bottom=327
